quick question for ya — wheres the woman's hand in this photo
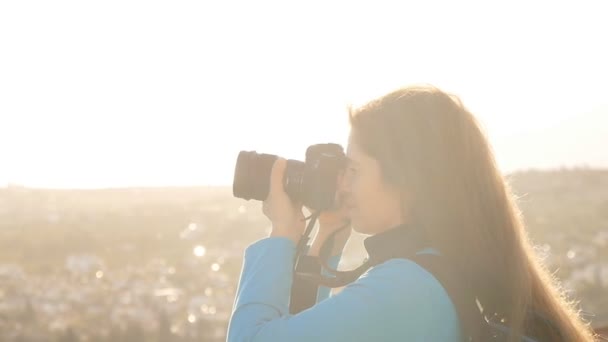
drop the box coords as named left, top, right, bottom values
left=308, top=186, right=352, bottom=257
left=318, top=198, right=351, bottom=237
left=263, top=158, right=306, bottom=244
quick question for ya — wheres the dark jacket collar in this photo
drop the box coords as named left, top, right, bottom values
left=363, top=223, right=431, bottom=263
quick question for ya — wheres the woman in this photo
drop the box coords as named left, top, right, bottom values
left=226, top=85, right=598, bottom=341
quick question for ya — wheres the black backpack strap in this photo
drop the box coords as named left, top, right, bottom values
left=409, top=253, right=487, bottom=341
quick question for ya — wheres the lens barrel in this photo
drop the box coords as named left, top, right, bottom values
left=232, top=151, right=277, bottom=201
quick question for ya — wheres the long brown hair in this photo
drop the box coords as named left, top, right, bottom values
left=336, top=85, right=597, bottom=341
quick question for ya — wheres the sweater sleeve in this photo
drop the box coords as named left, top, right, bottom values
left=227, top=236, right=462, bottom=342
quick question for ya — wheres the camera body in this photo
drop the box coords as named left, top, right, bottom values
left=233, top=143, right=346, bottom=211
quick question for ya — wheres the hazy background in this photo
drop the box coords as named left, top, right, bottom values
left=1, top=1, right=607, bottom=341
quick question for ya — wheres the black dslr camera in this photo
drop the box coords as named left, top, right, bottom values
left=232, top=143, right=346, bottom=211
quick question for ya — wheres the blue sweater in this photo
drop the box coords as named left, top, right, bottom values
left=226, top=236, right=462, bottom=341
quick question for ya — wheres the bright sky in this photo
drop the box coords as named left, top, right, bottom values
left=1, top=1, right=607, bottom=188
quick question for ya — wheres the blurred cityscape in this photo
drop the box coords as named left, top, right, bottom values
left=0, top=168, right=607, bottom=341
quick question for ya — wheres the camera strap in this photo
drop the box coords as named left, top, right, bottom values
left=293, top=211, right=321, bottom=271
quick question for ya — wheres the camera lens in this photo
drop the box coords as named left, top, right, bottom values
left=283, top=159, right=306, bottom=203
left=233, top=151, right=277, bottom=201
left=232, top=143, right=346, bottom=211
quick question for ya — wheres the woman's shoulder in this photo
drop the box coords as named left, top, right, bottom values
left=351, top=256, right=460, bottom=307
left=346, top=257, right=461, bottom=339
left=334, top=256, right=455, bottom=302
left=358, top=257, right=456, bottom=302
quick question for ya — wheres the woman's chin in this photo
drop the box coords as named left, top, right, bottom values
left=351, top=220, right=371, bottom=235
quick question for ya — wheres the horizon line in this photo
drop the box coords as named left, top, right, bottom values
left=2, top=165, right=607, bottom=192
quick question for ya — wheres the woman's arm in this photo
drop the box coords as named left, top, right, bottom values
left=227, top=236, right=461, bottom=342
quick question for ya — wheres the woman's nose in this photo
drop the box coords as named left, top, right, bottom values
left=337, top=176, right=353, bottom=205
left=336, top=171, right=351, bottom=193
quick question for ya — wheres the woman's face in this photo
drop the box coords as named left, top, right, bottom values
left=340, top=133, right=403, bottom=235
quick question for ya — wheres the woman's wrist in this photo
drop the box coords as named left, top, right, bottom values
left=268, top=216, right=306, bottom=241
left=269, top=225, right=301, bottom=245
left=308, top=231, right=348, bottom=257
